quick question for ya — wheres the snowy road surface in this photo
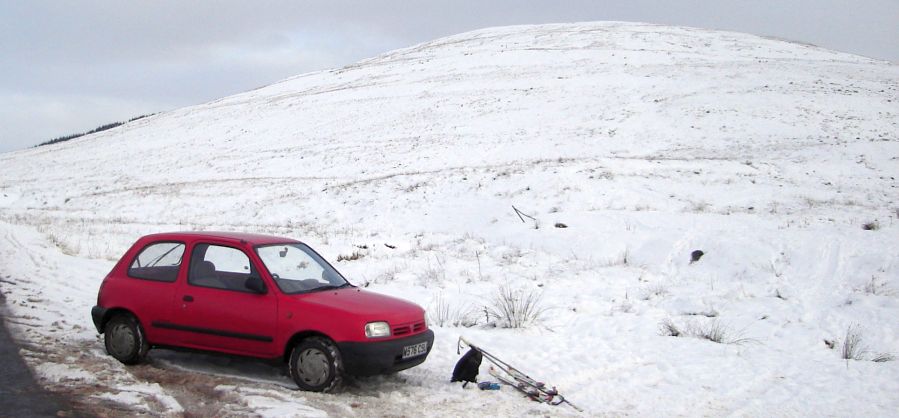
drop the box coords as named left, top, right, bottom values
left=0, top=294, right=78, bottom=417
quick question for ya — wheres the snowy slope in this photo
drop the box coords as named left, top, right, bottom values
left=1, top=22, right=898, bottom=417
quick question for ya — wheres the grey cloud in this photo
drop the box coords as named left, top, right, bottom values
left=1, top=0, right=897, bottom=152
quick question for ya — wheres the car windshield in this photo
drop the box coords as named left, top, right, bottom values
left=255, top=243, right=350, bottom=294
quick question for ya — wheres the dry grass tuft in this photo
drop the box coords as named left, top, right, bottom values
left=487, top=285, right=546, bottom=328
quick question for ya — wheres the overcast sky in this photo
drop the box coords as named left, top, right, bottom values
left=1, top=0, right=897, bottom=153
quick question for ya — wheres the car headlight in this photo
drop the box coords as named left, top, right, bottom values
left=365, top=321, right=390, bottom=338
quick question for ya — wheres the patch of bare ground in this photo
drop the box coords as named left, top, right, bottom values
left=128, top=360, right=255, bottom=417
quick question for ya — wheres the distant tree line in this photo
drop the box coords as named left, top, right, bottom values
left=36, top=113, right=156, bottom=147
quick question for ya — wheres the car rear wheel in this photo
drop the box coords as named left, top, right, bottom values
left=289, top=337, right=343, bottom=392
left=104, top=314, right=148, bottom=365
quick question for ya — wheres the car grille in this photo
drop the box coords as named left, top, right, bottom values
left=393, top=320, right=426, bottom=336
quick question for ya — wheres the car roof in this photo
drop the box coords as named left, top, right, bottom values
left=142, top=231, right=302, bottom=246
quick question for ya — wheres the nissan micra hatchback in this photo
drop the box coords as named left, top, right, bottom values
left=91, top=232, right=433, bottom=392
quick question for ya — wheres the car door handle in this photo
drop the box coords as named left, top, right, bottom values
left=183, top=295, right=194, bottom=302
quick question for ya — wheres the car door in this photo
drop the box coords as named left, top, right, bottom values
left=165, top=241, right=278, bottom=357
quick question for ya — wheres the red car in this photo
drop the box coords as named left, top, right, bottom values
left=91, top=232, right=433, bottom=392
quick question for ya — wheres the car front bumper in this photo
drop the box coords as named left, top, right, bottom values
left=337, top=329, right=435, bottom=376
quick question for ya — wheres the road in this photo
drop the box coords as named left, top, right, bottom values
left=0, top=293, right=80, bottom=417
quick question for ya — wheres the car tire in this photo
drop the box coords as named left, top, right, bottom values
left=289, top=337, right=343, bottom=392
left=104, top=314, right=148, bottom=365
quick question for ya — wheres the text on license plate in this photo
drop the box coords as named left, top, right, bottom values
left=402, top=342, right=427, bottom=359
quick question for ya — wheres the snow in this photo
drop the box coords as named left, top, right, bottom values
left=33, top=362, right=97, bottom=384
left=94, top=391, right=153, bottom=412
left=216, top=385, right=328, bottom=418
left=1, top=21, right=898, bottom=417
left=100, top=383, right=185, bottom=415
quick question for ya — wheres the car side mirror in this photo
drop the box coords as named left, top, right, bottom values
left=245, top=276, right=267, bottom=294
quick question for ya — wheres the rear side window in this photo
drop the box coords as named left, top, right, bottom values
left=128, top=242, right=185, bottom=282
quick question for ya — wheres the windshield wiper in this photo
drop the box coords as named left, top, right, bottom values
left=313, top=282, right=353, bottom=292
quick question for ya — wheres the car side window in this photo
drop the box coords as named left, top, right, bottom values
left=188, top=243, right=258, bottom=293
left=128, top=242, right=185, bottom=282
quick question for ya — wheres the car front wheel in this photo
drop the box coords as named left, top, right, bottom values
left=104, top=314, right=148, bottom=365
left=289, top=337, right=343, bottom=392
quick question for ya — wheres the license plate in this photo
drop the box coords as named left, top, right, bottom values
left=402, top=341, right=427, bottom=359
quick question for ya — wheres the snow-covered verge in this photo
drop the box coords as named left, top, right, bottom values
left=1, top=22, right=898, bottom=417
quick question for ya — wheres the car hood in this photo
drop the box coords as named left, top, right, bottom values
left=289, top=288, right=424, bottom=322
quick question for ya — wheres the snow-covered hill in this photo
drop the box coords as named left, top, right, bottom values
left=1, top=22, right=898, bottom=417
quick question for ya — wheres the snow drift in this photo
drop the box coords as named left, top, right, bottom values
left=1, top=22, right=898, bottom=417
